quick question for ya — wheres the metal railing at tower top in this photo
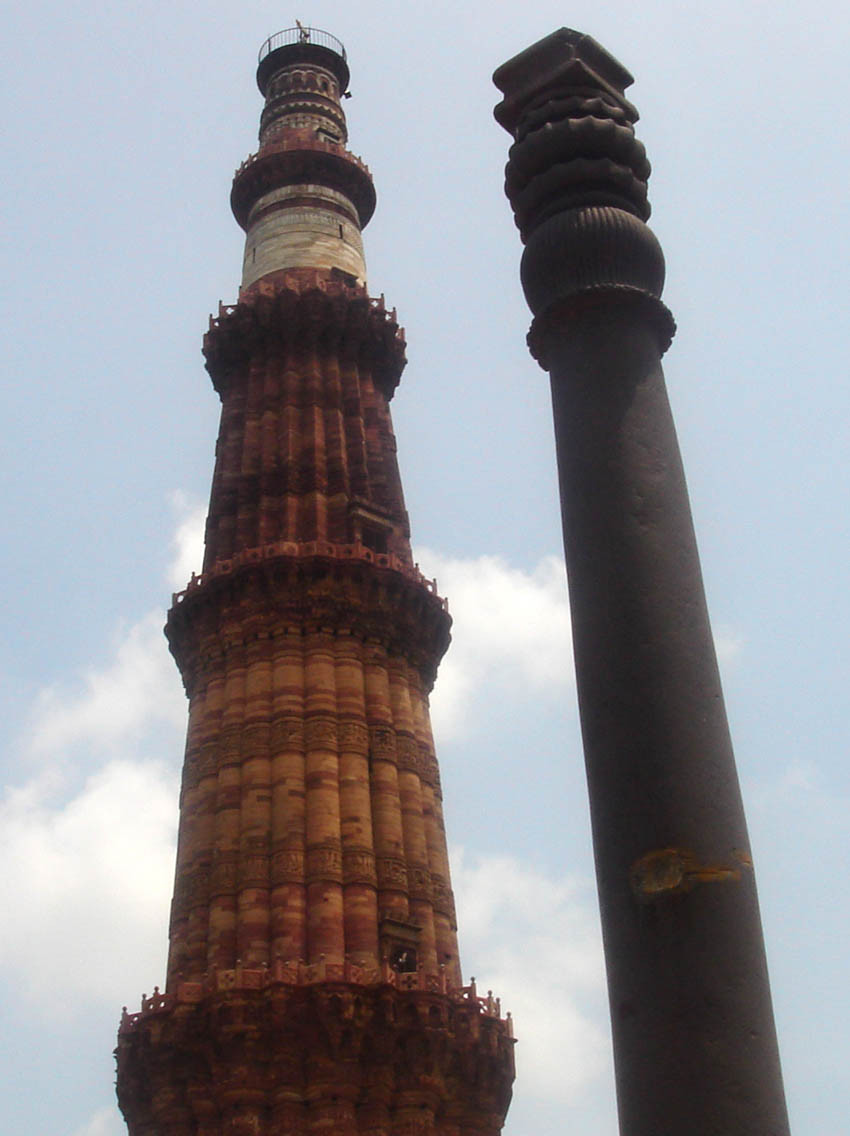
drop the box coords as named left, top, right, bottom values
left=258, top=27, right=347, bottom=64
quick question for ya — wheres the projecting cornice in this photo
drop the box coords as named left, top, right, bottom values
left=203, top=270, right=406, bottom=401
left=231, top=138, right=376, bottom=231
left=166, top=546, right=452, bottom=696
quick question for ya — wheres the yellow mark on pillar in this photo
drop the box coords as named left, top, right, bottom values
left=630, top=847, right=752, bottom=901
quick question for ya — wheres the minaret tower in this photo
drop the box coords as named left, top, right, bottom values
left=116, top=28, right=514, bottom=1136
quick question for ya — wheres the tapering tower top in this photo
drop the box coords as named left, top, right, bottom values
left=233, top=27, right=374, bottom=296
left=256, top=28, right=351, bottom=145
left=257, top=27, right=350, bottom=100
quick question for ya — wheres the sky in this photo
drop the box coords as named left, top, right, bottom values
left=2, top=1, right=849, bottom=1133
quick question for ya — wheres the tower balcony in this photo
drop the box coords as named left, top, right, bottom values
left=257, top=26, right=350, bottom=96
left=231, top=138, right=376, bottom=231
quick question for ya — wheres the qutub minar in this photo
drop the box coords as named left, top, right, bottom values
left=116, top=27, right=515, bottom=1136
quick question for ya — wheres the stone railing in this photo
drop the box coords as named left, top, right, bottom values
left=462, top=976, right=508, bottom=1026
left=210, top=284, right=396, bottom=325
left=119, top=961, right=511, bottom=1037
left=171, top=540, right=447, bottom=612
left=234, top=137, right=371, bottom=182
left=258, top=27, right=347, bottom=64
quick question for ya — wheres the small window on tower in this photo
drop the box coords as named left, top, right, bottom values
left=362, top=525, right=388, bottom=555
left=390, top=946, right=417, bottom=974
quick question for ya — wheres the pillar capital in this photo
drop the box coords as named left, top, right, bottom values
left=493, top=28, right=675, bottom=363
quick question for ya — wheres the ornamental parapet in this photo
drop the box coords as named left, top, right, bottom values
left=231, top=138, right=376, bottom=230
left=234, top=138, right=371, bottom=185
left=214, top=272, right=396, bottom=316
left=172, top=539, right=446, bottom=612
left=166, top=541, right=452, bottom=694
left=119, top=963, right=513, bottom=1037
left=204, top=271, right=406, bottom=400
left=117, top=967, right=515, bottom=1133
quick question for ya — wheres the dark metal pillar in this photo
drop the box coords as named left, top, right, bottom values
left=493, top=30, right=790, bottom=1136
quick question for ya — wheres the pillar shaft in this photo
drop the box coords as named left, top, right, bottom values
left=549, top=304, right=788, bottom=1133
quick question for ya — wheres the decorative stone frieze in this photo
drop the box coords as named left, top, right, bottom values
left=338, top=720, right=369, bottom=753
left=342, top=847, right=378, bottom=886
left=395, top=735, right=420, bottom=774
left=368, top=724, right=396, bottom=762
left=270, top=716, right=305, bottom=750
left=306, top=843, right=344, bottom=884
left=375, top=856, right=408, bottom=891
left=271, top=848, right=305, bottom=886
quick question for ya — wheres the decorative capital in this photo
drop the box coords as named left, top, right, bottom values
left=493, top=28, right=637, bottom=139
left=493, top=29, right=675, bottom=358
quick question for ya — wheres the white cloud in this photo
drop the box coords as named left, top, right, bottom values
left=419, top=548, right=746, bottom=741
left=0, top=756, right=177, bottom=1014
left=72, top=1106, right=125, bottom=1136
left=714, top=624, right=744, bottom=664
left=0, top=502, right=194, bottom=1015
left=27, top=610, right=186, bottom=763
left=451, top=848, right=610, bottom=1105
left=419, top=550, right=573, bottom=739
left=167, top=490, right=206, bottom=591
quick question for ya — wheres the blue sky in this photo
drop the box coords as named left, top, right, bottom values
left=2, top=2, right=849, bottom=1133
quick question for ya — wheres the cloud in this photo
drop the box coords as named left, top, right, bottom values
left=167, top=490, right=206, bottom=591
left=419, top=550, right=573, bottom=739
left=0, top=502, right=194, bottom=1014
left=0, top=756, right=177, bottom=1014
left=72, top=1107, right=125, bottom=1136
left=27, top=610, right=186, bottom=765
left=18, top=492, right=205, bottom=773
left=450, top=847, right=610, bottom=1105
left=714, top=624, right=744, bottom=665
left=419, top=548, right=746, bottom=741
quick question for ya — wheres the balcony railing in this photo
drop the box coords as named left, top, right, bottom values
left=119, top=962, right=513, bottom=1038
left=259, top=27, right=346, bottom=64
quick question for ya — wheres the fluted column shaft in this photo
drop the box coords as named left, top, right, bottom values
left=364, top=643, right=409, bottom=924
left=203, top=318, right=411, bottom=571
left=271, top=632, right=307, bottom=963
left=336, top=635, right=380, bottom=964
left=390, top=659, right=438, bottom=973
left=410, top=678, right=461, bottom=987
left=165, top=623, right=458, bottom=982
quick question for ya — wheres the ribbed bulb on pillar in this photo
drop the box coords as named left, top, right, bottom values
left=116, top=29, right=514, bottom=1136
